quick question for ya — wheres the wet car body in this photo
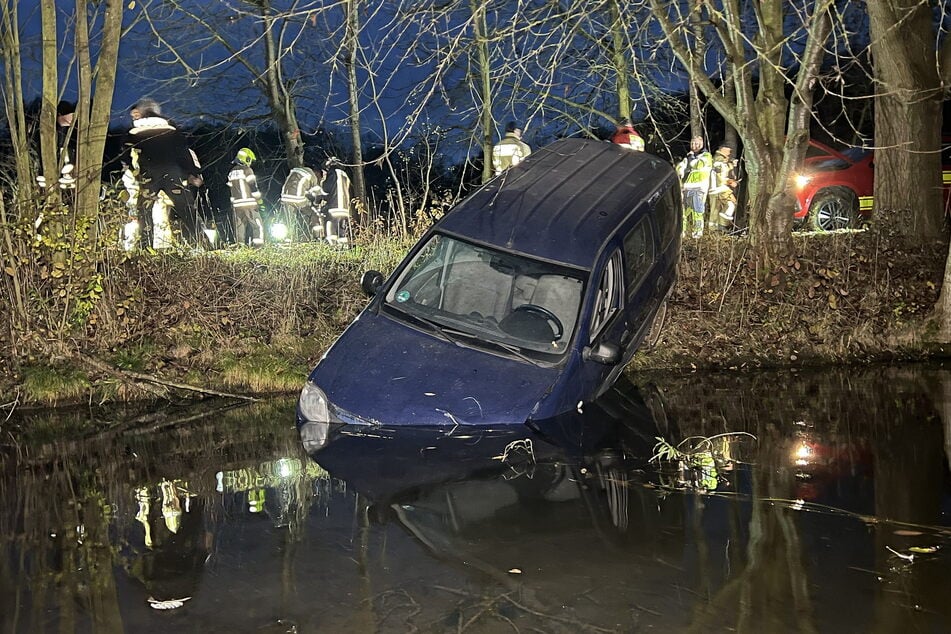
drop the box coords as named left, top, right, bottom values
left=298, top=138, right=681, bottom=429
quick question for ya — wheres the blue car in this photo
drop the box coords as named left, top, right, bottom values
left=298, top=138, right=681, bottom=430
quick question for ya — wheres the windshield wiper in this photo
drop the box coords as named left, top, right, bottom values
left=385, top=304, right=463, bottom=346
left=386, top=304, right=546, bottom=365
left=481, top=339, right=546, bottom=366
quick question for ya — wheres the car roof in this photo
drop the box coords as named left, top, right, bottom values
left=437, top=137, right=675, bottom=269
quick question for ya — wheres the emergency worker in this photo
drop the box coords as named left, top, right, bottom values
left=709, top=145, right=738, bottom=232
left=35, top=100, right=77, bottom=192
left=124, top=98, right=203, bottom=249
left=280, top=165, right=326, bottom=241
left=676, top=136, right=713, bottom=237
left=320, top=157, right=352, bottom=246
left=610, top=117, right=645, bottom=152
left=492, top=122, right=531, bottom=176
left=228, top=147, right=265, bottom=246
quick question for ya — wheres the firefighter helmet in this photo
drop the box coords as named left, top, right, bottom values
left=236, top=147, right=257, bottom=165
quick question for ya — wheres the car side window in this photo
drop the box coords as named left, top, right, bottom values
left=589, top=250, right=623, bottom=343
left=654, top=186, right=678, bottom=250
left=622, top=217, right=655, bottom=297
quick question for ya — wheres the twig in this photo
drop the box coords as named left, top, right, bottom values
left=77, top=352, right=256, bottom=401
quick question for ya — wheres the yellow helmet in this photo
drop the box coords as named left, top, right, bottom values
left=236, top=147, right=256, bottom=165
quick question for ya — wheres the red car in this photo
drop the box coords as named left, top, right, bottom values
left=793, top=138, right=951, bottom=231
left=792, top=140, right=874, bottom=231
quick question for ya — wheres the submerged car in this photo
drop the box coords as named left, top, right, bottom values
left=297, top=138, right=681, bottom=429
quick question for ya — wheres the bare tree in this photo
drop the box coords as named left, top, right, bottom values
left=136, top=0, right=318, bottom=169
left=73, top=0, right=124, bottom=236
left=342, top=0, right=367, bottom=209
left=649, top=0, right=834, bottom=269
left=0, top=0, right=33, bottom=201
left=867, top=0, right=948, bottom=240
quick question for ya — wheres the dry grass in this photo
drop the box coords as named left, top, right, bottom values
left=632, top=218, right=946, bottom=371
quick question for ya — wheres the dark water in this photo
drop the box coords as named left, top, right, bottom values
left=2, top=365, right=951, bottom=633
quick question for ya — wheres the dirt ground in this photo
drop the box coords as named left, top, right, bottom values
left=633, top=222, right=948, bottom=372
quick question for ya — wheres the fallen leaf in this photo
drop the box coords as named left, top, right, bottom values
left=508, top=568, right=522, bottom=574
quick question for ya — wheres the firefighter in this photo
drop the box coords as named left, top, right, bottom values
left=279, top=165, right=325, bottom=241
left=123, top=98, right=203, bottom=249
left=491, top=121, right=532, bottom=176
left=610, top=117, right=645, bottom=152
left=228, top=147, right=265, bottom=246
left=709, top=145, right=738, bottom=233
left=320, top=157, right=352, bottom=246
left=676, top=136, right=713, bottom=238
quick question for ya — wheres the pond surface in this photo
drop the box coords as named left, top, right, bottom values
left=2, top=364, right=951, bottom=633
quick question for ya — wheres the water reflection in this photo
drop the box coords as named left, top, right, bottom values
left=1, top=366, right=950, bottom=632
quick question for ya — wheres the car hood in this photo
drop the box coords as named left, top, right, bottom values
left=310, top=310, right=564, bottom=426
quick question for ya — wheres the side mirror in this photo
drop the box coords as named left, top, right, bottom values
left=360, top=270, right=385, bottom=296
left=583, top=341, right=622, bottom=365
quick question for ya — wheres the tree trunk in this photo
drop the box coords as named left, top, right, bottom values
left=608, top=0, right=631, bottom=122
left=687, top=0, right=705, bottom=139
left=873, top=96, right=943, bottom=237
left=344, top=0, right=367, bottom=217
left=261, top=4, right=304, bottom=170
left=867, top=0, right=944, bottom=240
left=471, top=0, right=493, bottom=184
left=74, top=0, right=123, bottom=237
left=40, top=0, right=59, bottom=202
left=0, top=0, right=33, bottom=203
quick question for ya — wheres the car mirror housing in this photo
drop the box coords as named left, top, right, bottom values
left=583, top=341, right=621, bottom=365
left=360, top=270, right=385, bottom=296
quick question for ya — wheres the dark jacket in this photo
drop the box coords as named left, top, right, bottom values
left=124, top=116, right=199, bottom=184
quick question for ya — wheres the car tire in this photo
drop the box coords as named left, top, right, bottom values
left=809, top=187, right=859, bottom=231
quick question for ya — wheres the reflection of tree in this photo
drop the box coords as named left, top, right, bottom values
left=687, top=424, right=817, bottom=634
left=871, top=368, right=950, bottom=631
left=0, top=397, right=312, bottom=627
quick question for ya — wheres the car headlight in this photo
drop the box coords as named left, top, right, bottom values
left=299, top=421, right=332, bottom=453
left=794, top=174, right=812, bottom=189
left=298, top=381, right=330, bottom=423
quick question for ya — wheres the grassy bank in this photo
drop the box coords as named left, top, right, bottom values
left=1, top=220, right=948, bottom=408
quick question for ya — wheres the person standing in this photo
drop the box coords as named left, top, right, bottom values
left=124, top=98, right=203, bottom=249
left=709, top=145, right=738, bottom=233
left=676, top=136, right=713, bottom=238
left=491, top=122, right=531, bottom=176
left=280, top=165, right=325, bottom=241
left=35, top=100, right=77, bottom=193
left=320, top=158, right=351, bottom=246
left=228, top=147, right=266, bottom=246
left=610, top=117, right=645, bottom=152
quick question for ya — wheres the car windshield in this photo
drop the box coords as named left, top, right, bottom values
left=383, top=234, right=586, bottom=359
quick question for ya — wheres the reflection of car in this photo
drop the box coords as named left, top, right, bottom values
left=792, top=140, right=874, bottom=231
left=297, top=138, right=682, bottom=428
left=794, top=138, right=951, bottom=231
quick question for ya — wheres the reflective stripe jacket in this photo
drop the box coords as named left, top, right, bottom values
left=323, top=168, right=351, bottom=218
left=492, top=133, right=532, bottom=175
left=709, top=152, right=735, bottom=197
left=281, top=167, right=322, bottom=207
left=228, top=163, right=262, bottom=209
left=610, top=125, right=645, bottom=152
left=676, top=150, right=713, bottom=192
